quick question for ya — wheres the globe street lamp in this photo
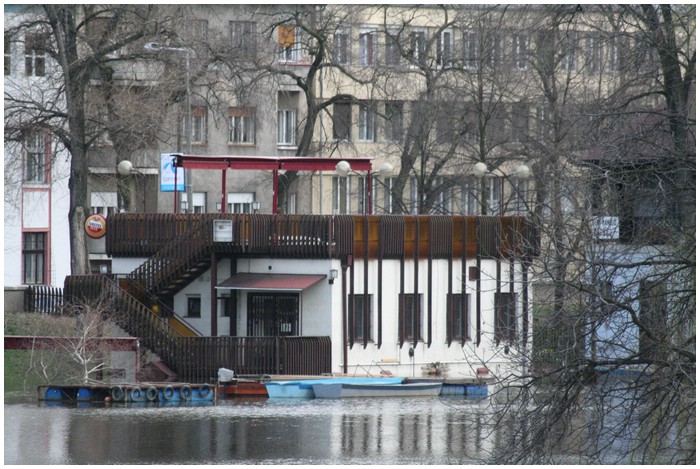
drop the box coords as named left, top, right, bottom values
left=335, top=160, right=394, bottom=214
left=144, top=42, right=192, bottom=213
left=472, top=162, right=531, bottom=215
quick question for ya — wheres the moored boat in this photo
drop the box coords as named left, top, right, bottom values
left=265, top=377, right=404, bottom=398
left=312, top=382, right=442, bottom=399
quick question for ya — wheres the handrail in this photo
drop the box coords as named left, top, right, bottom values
left=128, top=215, right=213, bottom=296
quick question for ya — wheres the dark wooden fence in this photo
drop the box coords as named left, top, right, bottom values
left=24, top=285, right=64, bottom=314
left=63, top=275, right=332, bottom=381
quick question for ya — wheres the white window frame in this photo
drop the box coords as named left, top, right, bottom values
left=24, top=131, right=46, bottom=183
left=463, top=30, right=478, bottom=70
left=278, top=24, right=301, bottom=63
left=333, top=27, right=350, bottom=65
left=513, top=32, right=529, bottom=71
left=24, top=32, right=46, bottom=77
left=358, top=103, right=376, bottom=142
left=277, top=109, right=296, bottom=146
left=91, top=192, right=118, bottom=217
left=227, top=192, right=254, bottom=214
left=229, top=111, right=255, bottom=145
left=410, top=29, right=427, bottom=67
left=385, top=29, right=401, bottom=67
left=438, top=29, right=453, bottom=69
left=192, top=192, right=206, bottom=214
left=359, top=28, right=377, bottom=66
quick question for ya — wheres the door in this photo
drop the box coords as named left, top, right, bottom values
left=247, top=292, right=299, bottom=337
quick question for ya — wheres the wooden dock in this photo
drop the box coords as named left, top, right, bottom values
left=38, top=382, right=215, bottom=404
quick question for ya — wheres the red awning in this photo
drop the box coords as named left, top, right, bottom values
left=216, top=273, right=326, bottom=291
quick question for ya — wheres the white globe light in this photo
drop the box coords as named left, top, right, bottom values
left=335, top=160, right=351, bottom=177
left=472, top=162, right=488, bottom=178
left=515, top=164, right=531, bottom=180
left=117, top=160, right=133, bottom=176
left=378, top=162, right=393, bottom=178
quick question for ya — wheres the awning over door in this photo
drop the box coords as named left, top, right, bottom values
left=216, top=273, right=326, bottom=292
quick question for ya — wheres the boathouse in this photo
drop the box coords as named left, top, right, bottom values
left=66, top=210, right=536, bottom=382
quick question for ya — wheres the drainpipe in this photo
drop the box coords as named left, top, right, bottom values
left=341, top=260, right=349, bottom=375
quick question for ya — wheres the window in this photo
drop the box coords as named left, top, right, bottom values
left=437, top=30, right=453, bottom=69
left=505, top=177, right=529, bottom=215
left=385, top=30, right=401, bottom=66
left=91, top=192, right=117, bottom=217
left=227, top=192, right=255, bottom=214
left=410, top=30, right=427, bottom=66
left=486, top=177, right=503, bottom=215
left=585, top=33, right=602, bottom=74
left=609, top=34, right=627, bottom=73
left=350, top=294, right=373, bottom=342
left=23, top=232, right=46, bottom=284
left=187, top=296, right=202, bottom=318
left=357, top=175, right=371, bottom=215
left=359, top=29, right=376, bottom=66
left=447, top=293, right=470, bottom=341
left=332, top=176, right=349, bottom=214
left=230, top=21, right=256, bottom=56
left=487, top=34, right=504, bottom=68
left=5, top=33, right=12, bottom=76
left=510, top=101, right=530, bottom=142
left=383, top=177, right=396, bottom=214
left=333, top=100, right=351, bottom=141
left=192, top=192, right=205, bottom=214
left=495, top=292, right=517, bottom=342
left=385, top=101, right=403, bottom=142
left=409, top=176, right=418, bottom=214
left=229, top=108, right=255, bottom=144
left=435, top=177, right=451, bottom=214
left=400, top=293, right=423, bottom=342
left=277, top=109, right=296, bottom=145
left=278, top=23, right=300, bottom=62
left=463, top=30, right=478, bottom=69
left=24, top=132, right=46, bottom=183
left=183, top=106, right=207, bottom=144
left=460, top=176, right=479, bottom=215
left=536, top=104, right=552, bottom=140
left=333, top=28, right=350, bottom=65
left=512, top=32, right=529, bottom=70
left=561, top=32, right=578, bottom=72
left=24, top=33, right=46, bottom=77
left=358, top=103, right=376, bottom=142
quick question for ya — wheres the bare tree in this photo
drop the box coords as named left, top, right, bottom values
left=4, top=6, right=182, bottom=274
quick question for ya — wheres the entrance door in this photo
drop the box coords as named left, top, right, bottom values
left=247, top=292, right=299, bottom=337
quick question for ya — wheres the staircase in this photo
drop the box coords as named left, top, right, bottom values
left=128, top=215, right=214, bottom=299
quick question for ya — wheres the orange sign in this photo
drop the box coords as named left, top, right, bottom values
left=85, top=213, right=107, bottom=239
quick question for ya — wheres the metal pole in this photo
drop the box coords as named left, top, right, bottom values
left=185, top=51, right=192, bottom=214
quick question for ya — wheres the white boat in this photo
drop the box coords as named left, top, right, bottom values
left=265, top=377, right=403, bottom=398
left=312, top=382, right=442, bottom=399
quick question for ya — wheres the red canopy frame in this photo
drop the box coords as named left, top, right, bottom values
left=170, top=154, right=375, bottom=214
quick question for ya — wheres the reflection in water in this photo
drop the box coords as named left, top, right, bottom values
left=5, top=394, right=492, bottom=465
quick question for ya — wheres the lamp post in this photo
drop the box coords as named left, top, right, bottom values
left=335, top=160, right=394, bottom=214
left=144, top=42, right=192, bottom=213
left=117, top=159, right=147, bottom=211
left=472, top=162, right=530, bottom=215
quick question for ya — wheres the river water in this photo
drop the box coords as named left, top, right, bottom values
left=5, top=391, right=498, bottom=465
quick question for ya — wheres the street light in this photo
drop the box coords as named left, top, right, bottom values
left=471, top=162, right=530, bottom=215
left=335, top=160, right=394, bottom=214
left=144, top=42, right=192, bottom=213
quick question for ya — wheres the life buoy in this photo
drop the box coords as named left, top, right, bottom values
left=199, top=384, right=211, bottom=398
left=146, top=386, right=158, bottom=401
left=180, top=384, right=192, bottom=400
left=162, top=385, right=175, bottom=401
left=110, top=386, right=125, bottom=402
left=129, top=386, right=144, bottom=402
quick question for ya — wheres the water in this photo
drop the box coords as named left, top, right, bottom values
left=4, top=392, right=494, bottom=465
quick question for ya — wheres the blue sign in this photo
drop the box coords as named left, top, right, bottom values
left=160, top=153, right=185, bottom=192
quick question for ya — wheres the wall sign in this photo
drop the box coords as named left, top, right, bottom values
left=160, top=153, right=185, bottom=192
left=85, top=213, right=107, bottom=239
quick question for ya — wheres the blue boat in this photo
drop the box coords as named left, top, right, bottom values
left=265, top=377, right=404, bottom=398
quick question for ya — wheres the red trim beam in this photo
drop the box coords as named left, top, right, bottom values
left=4, top=336, right=140, bottom=351
left=171, top=154, right=374, bottom=172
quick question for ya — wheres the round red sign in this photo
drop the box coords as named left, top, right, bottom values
left=85, top=213, right=107, bottom=239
